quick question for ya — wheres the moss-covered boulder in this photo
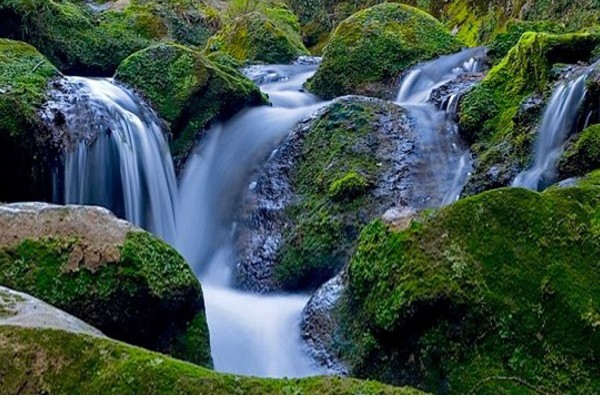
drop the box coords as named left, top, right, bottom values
left=205, top=8, right=309, bottom=64
left=459, top=31, right=600, bottom=195
left=0, top=39, right=61, bottom=202
left=558, top=124, right=600, bottom=178
left=326, top=183, right=600, bottom=394
left=0, top=325, right=421, bottom=394
left=235, top=96, right=415, bottom=292
left=0, top=0, right=220, bottom=75
left=115, top=43, right=265, bottom=165
left=305, top=3, right=463, bottom=99
left=0, top=203, right=211, bottom=367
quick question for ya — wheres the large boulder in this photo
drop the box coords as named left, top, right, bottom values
left=206, top=7, right=309, bottom=64
left=311, top=182, right=600, bottom=394
left=235, top=96, right=416, bottom=293
left=0, top=325, right=421, bottom=394
left=115, top=43, right=266, bottom=166
left=0, top=203, right=211, bottom=367
left=0, top=39, right=60, bottom=202
left=558, top=124, right=600, bottom=179
left=305, top=3, right=463, bottom=99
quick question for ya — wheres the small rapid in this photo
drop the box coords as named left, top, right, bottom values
left=395, top=47, right=485, bottom=207
left=512, top=63, right=598, bottom=190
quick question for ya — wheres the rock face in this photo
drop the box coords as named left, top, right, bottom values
left=115, top=43, right=266, bottom=166
left=558, top=124, right=600, bottom=179
left=0, top=325, right=421, bottom=395
left=0, top=203, right=211, bottom=368
left=0, top=39, right=60, bottom=202
left=206, top=9, right=309, bottom=64
left=305, top=3, right=463, bottom=99
left=234, top=96, right=416, bottom=293
left=318, top=181, right=600, bottom=394
left=0, top=286, right=103, bottom=337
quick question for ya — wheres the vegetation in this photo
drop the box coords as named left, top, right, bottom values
left=558, top=124, right=600, bottom=178
left=306, top=3, right=462, bottom=99
left=0, top=326, right=421, bottom=395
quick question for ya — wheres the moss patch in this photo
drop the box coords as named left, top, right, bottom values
left=558, top=124, right=600, bottom=178
left=305, top=3, right=462, bottom=99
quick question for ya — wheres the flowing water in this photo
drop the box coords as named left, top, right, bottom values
left=45, top=77, right=178, bottom=244
left=175, top=61, right=327, bottom=377
left=512, top=63, right=597, bottom=190
left=395, top=47, right=485, bottom=207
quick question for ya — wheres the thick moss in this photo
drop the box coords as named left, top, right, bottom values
left=305, top=3, right=463, bottom=99
left=558, top=124, right=600, bottom=178
left=0, top=0, right=220, bottom=75
left=459, top=31, right=600, bottom=194
left=205, top=8, right=309, bottom=64
left=0, top=39, right=59, bottom=201
left=0, top=326, right=421, bottom=394
left=0, top=230, right=211, bottom=367
left=335, top=184, right=600, bottom=394
left=115, top=43, right=265, bottom=165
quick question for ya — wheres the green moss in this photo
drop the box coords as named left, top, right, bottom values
left=0, top=231, right=210, bottom=366
left=328, top=171, right=369, bottom=201
left=0, top=326, right=420, bottom=394
left=205, top=9, right=308, bottom=64
left=459, top=31, right=600, bottom=194
left=306, top=3, right=463, bottom=99
left=115, top=43, right=265, bottom=164
left=558, top=124, right=600, bottom=178
left=0, top=39, right=59, bottom=201
left=336, top=184, right=600, bottom=393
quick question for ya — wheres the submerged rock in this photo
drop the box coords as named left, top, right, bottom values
left=235, top=96, right=416, bottom=293
left=305, top=3, right=463, bottom=99
left=0, top=202, right=211, bottom=367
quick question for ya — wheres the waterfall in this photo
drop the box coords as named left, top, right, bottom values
left=512, top=64, right=597, bottom=190
left=44, top=77, right=178, bottom=244
left=175, top=61, right=328, bottom=377
left=395, top=47, right=485, bottom=207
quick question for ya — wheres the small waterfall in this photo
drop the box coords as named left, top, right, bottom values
left=44, top=77, right=178, bottom=243
left=175, top=63, right=327, bottom=377
left=512, top=64, right=597, bottom=190
left=395, top=47, right=485, bottom=207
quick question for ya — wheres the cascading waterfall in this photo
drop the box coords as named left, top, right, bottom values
left=176, top=61, right=328, bottom=377
left=395, top=47, right=485, bottom=207
left=45, top=77, right=178, bottom=244
left=512, top=63, right=598, bottom=190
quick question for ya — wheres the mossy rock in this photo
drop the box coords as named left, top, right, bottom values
left=115, top=43, right=266, bottom=165
left=0, top=39, right=60, bottom=202
left=305, top=3, right=463, bottom=99
left=0, top=203, right=211, bottom=368
left=0, top=0, right=220, bottom=76
left=206, top=9, right=309, bottom=64
left=558, top=124, right=600, bottom=178
left=459, top=31, right=600, bottom=195
left=334, top=183, right=600, bottom=394
left=0, top=325, right=422, bottom=394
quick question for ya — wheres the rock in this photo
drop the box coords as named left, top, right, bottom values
left=0, top=39, right=60, bottom=202
left=558, top=124, right=600, bottom=179
left=115, top=43, right=266, bottom=166
left=0, top=202, right=211, bottom=367
left=305, top=3, right=463, bottom=99
left=0, top=325, right=422, bottom=394
left=381, top=207, right=417, bottom=232
left=234, top=96, right=416, bottom=293
left=0, top=286, right=103, bottom=337
left=326, top=183, right=600, bottom=394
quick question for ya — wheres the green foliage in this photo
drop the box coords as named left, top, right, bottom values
left=0, top=231, right=210, bottom=366
left=328, top=171, right=369, bottom=201
left=115, top=43, right=265, bottom=165
left=559, top=124, right=600, bottom=178
left=338, top=184, right=600, bottom=393
left=306, top=3, right=463, bottom=99
left=0, top=326, right=420, bottom=394
left=205, top=7, right=308, bottom=64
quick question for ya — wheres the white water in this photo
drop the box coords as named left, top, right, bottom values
left=395, top=47, right=485, bottom=207
left=176, top=62, right=327, bottom=377
left=512, top=64, right=597, bottom=190
left=47, top=77, right=178, bottom=243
